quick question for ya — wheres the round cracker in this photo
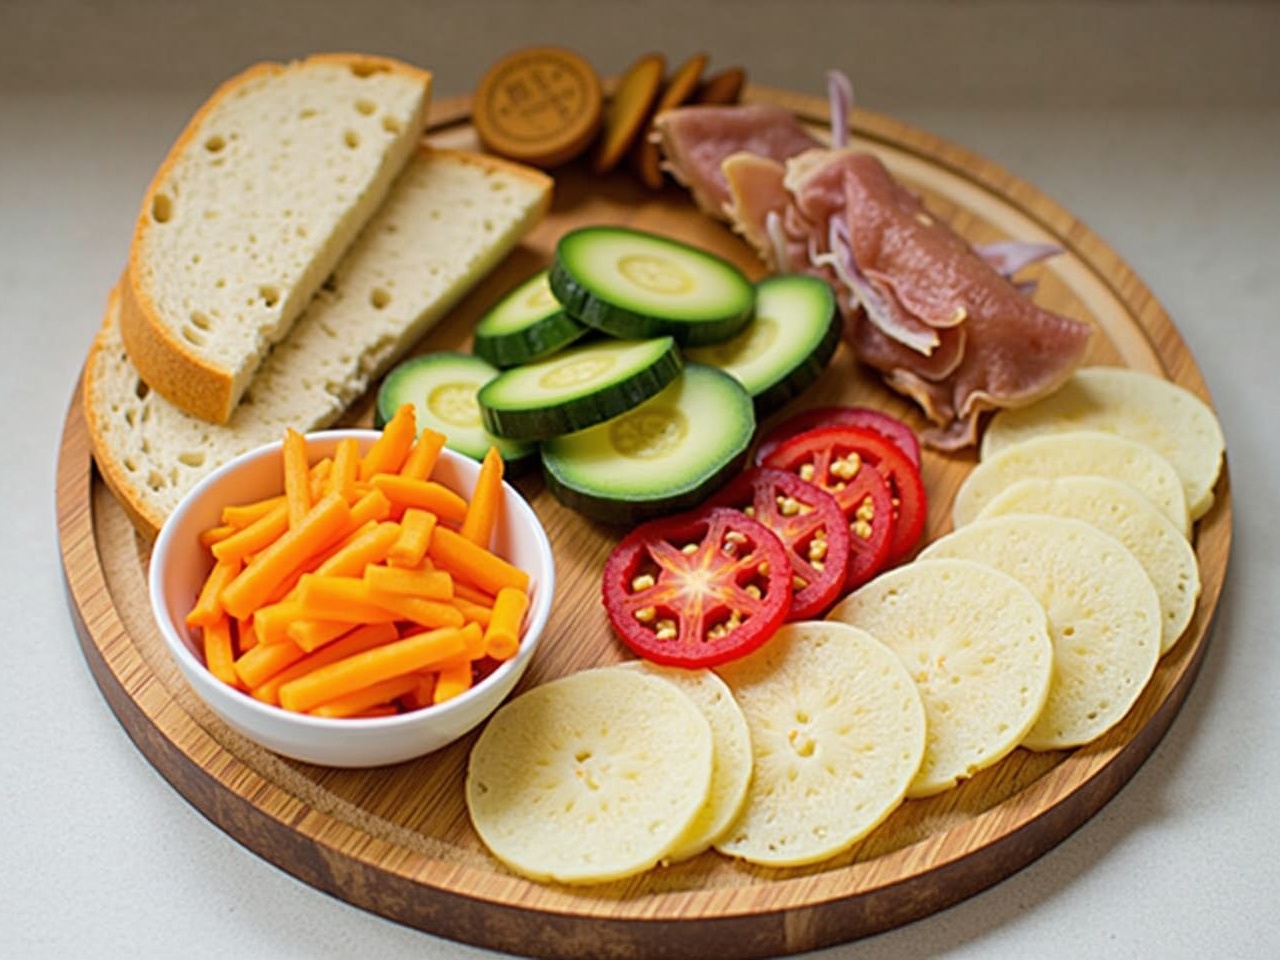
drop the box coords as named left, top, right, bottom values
left=632, top=51, right=709, bottom=189
left=954, top=429, right=1190, bottom=535
left=713, top=621, right=925, bottom=867
left=829, top=559, right=1053, bottom=797
left=466, top=667, right=712, bottom=884
left=981, top=366, right=1225, bottom=520
left=612, top=661, right=753, bottom=861
left=921, top=515, right=1161, bottom=750
left=978, top=475, right=1201, bottom=654
left=592, top=52, right=666, bottom=174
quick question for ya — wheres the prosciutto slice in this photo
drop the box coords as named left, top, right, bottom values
left=653, top=103, right=823, bottom=219
left=656, top=87, right=1092, bottom=449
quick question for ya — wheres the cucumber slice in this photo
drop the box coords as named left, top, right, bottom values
left=478, top=336, right=682, bottom=442
left=550, top=226, right=755, bottom=346
left=541, top=364, right=755, bottom=524
left=471, top=269, right=590, bottom=368
left=685, top=274, right=839, bottom=415
left=375, top=352, right=536, bottom=465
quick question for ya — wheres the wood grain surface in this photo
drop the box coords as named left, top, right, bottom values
left=56, top=86, right=1232, bottom=959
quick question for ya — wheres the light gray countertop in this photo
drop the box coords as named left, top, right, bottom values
left=3, top=2, right=1278, bottom=958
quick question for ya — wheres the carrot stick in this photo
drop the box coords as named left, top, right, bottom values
left=221, top=494, right=286, bottom=529
left=251, top=622, right=398, bottom=705
left=367, top=591, right=466, bottom=630
left=235, top=616, right=259, bottom=654
left=452, top=597, right=493, bottom=628
left=483, top=586, right=529, bottom=661
left=250, top=599, right=306, bottom=646
left=202, top=616, right=240, bottom=687
left=308, top=674, right=421, bottom=718
left=452, top=580, right=496, bottom=607
left=386, top=508, right=436, bottom=568
left=234, top=635, right=306, bottom=689
left=400, top=672, right=437, bottom=710
left=277, top=624, right=470, bottom=713
left=211, top=501, right=290, bottom=564
left=293, top=574, right=401, bottom=624
left=360, top=403, right=417, bottom=480
left=428, top=526, right=529, bottom=596
left=346, top=487, right=393, bottom=529
left=219, top=493, right=352, bottom=620
left=327, top=437, right=361, bottom=500
left=363, top=563, right=452, bottom=600
left=282, top=428, right=311, bottom=527
left=314, top=521, right=401, bottom=578
left=460, top=445, right=504, bottom=547
left=433, top=660, right=474, bottom=704
left=349, top=705, right=401, bottom=719
left=287, top=619, right=355, bottom=653
left=370, top=475, right=468, bottom=524
left=185, top=557, right=242, bottom=629
left=400, top=427, right=447, bottom=481
left=198, top=523, right=238, bottom=549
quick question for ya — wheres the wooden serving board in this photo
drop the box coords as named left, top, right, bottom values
left=56, top=86, right=1232, bottom=958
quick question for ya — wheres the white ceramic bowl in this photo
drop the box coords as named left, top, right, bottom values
left=148, top=429, right=554, bottom=768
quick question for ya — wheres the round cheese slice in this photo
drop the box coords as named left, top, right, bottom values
left=828, top=559, right=1053, bottom=797
left=612, top=661, right=753, bottom=861
left=713, top=621, right=925, bottom=867
left=953, top=429, right=1189, bottom=536
left=978, top=476, right=1202, bottom=655
left=981, top=366, right=1225, bottom=520
left=921, top=515, right=1161, bottom=751
left=465, top=667, right=712, bottom=884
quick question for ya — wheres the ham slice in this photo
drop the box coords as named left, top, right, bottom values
left=656, top=95, right=1092, bottom=450
left=653, top=103, right=823, bottom=219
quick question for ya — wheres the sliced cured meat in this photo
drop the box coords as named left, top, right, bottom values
left=721, top=152, right=795, bottom=269
left=654, top=103, right=824, bottom=219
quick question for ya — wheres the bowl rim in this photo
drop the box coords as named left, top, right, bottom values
left=148, top=428, right=555, bottom=733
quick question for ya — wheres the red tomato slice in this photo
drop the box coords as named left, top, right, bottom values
left=710, top=467, right=852, bottom=620
left=764, top=424, right=927, bottom=565
left=602, top=506, right=793, bottom=668
left=761, top=433, right=895, bottom=590
left=754, top=405, right=921, bottom=468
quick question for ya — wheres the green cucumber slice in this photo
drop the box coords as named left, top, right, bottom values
left=685, top=274, right=839, bottom=415
left=471, top=269, right=590, bottom=368
left=375, top=352, right=536, bottom=465
left=550, top=226, right=755, bottom=346
left=477, top=336, right=682, bottom=441
left=541, top=363, right=755, bottom=524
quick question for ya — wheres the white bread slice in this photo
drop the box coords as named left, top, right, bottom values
left=118, top=53, right=434, bottom=424
left=86, top=147, right=553, bottom=537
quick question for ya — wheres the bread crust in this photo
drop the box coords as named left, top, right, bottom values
left=120, top=53, right=433, bottom=425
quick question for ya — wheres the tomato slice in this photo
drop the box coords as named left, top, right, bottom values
left=754, top=405, right=922, bottom=468
left=763, top=424, right=927, bottom=565
left=710, top=467, right=852, bottom=620
left=602, top=506, right=792, bottom=668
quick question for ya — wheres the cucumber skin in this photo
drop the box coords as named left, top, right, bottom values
left=477, top=341, right=684, bottom=442
left=472, top=310, right=590, bottom=368
left=549, top=253, right=755, bottom=348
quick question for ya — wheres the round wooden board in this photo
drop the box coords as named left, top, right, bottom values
left=57, top=86, right=1232, bottom=958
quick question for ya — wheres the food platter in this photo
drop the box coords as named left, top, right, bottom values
left=56, top=84, right=1232, bottom=958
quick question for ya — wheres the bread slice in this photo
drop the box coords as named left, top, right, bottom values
left=86, top=147, right=553, bottom=537
left=118, top=53, right=434, bottom=424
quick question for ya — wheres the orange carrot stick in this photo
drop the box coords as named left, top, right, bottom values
left=452, top=596, right=493, bottom=628
left=433, top=660, right=474, bottom=704
left=327, top=437, right=361, bottom=500
left=370, top=475, right=468, bottom=524
left=368, top=591, right=466, bottom=630
left=346, top=487, right=393, bottom=530
left=460, top=445, right=504, bottom=547
left=250, top=599, right=307, bottom=646
left=314, top=521, right=401, bottom=578
left=221, top=494, right=286, bottom=529
left=483, top=586, right=529, bottom=661
left=199, top=523, right=238, bottom=549
left=293, top=574, right=401, bottom=624
left=251, top=622, right=398, bottom=705
left=452, top=580, right=496, bottom=607
left=287, top=619, right=355, bottom=653
left=282, top=428, right=311, bottom=527
left=185, top=557, right=242, bottom=629
left=400, top=672, right=437, bottom=710
left=428, top=526, right=529, bottom=596
left=360, top=403, right=417, bottom=480
left=235, top=616, right=259, bottom=654
left=202, top=616, right=240, bottom=687
left=219, top=493, right=353, bottom=620
left=386, top=508, right=436, bottom=568
left=363, top=563, right=452, bottom=600
left=211, top=501, right=289, bottom=564
left=400, top=427, right=447, bottom=481
left=277, top=624, right=470, bottom=713
left=308, top=674, right=421, bottom=718
left=234, top=635, right=306, bottom=689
